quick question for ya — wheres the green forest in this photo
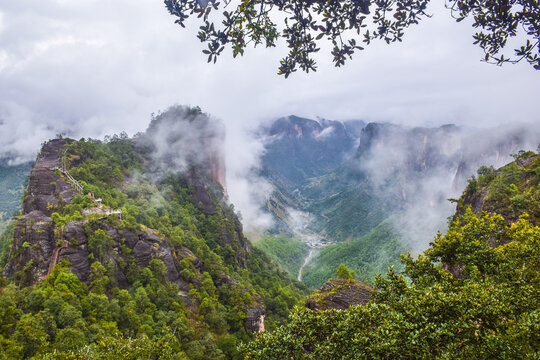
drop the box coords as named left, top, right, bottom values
left=0, top=118, right=309, bottom=359
left=243, top=150, right=540, bottom=358
left=302, top=219, right=405, bottom=288
left=0, top=117, right=539, bottom=359
left=252, top=236, right=309, bottom=279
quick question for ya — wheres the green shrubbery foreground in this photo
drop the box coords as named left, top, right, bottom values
left=243, top=210, right=540, bottom=359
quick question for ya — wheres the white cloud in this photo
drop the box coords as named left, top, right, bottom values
left=0, top=0, right=538, bottom=220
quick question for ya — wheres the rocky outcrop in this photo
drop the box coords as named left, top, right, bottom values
left=3, top=208, right=194, bottom=291
left=23, top=139, right=80, bottom=216
left=455, top=154, right=539, bottom=226
left=245, top=304, right=265, bottom=332
left=306, top=279, right=372, bottom=311
left=2, top=139, right=192, bottom=291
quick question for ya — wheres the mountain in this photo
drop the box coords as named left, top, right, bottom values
left=244, top=151, right=540, bottom=359
left=0, top=106, right=307, bottom=359
left=257, top=118, right=539, bottom=287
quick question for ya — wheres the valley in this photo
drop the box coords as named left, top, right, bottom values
left=0, top=108, right=538, bottom=359
left=255, top=116, right=540, bottom=288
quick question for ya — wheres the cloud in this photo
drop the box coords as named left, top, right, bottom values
left=0, top=0, right=538, bottom=230
left=355, top=122, right=540, bottom=253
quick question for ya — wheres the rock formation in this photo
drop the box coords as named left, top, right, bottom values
left=305, top=279, right=372, bottom=311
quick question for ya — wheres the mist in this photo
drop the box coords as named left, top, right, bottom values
left=352, top=122, right=540, bottom=253
left=235, top=117, right=540, bottom=255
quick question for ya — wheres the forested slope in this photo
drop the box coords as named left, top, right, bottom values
left=244, top=151, right=540, bottom=359
left=0, top=106, right=308, bottom=359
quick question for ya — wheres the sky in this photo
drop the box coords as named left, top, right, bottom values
left=0, top=0, right=539, bottom=223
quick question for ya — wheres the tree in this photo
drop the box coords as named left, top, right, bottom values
left=164, top=0, right=540, bottom=76
left=242, top=211, right=540, bottom=358
left=334, top=263, right=355, bottom=280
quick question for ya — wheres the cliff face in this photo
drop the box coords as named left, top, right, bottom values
left=2, top=131, right=271, bottom=332
left=262, top=116, right=361, bottom=190
left=2, top=140, right=190, bottom=291
left=357, top=123, right=462, bottom=173
left=22, top=139, right=78, bottom=216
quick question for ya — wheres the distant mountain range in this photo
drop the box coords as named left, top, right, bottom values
left=256, top=116, right=539, bottom=287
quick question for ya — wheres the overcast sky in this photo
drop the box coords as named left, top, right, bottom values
left=1, top=0, right=539, bottom=216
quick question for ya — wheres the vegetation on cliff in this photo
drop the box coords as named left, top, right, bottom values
left=0, top=107, right=308, bottom=359
left=244, top=152, right=540, bottom=359
left=456, top=151, right=540, bottom=225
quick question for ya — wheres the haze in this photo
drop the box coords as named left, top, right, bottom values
left=0, top=0, right=539, bottom=230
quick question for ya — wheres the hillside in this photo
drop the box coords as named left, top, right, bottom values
left=455, top=151, right=540, bottom=225
left=0, top=106, right=308, bottom=359
left=252, top=236, right=309, bottom=279
left=258, top=119, right=538, bottom=286
left=302, top=219, right=405, bottom=288
left=244, top=151, right=540, bottom=359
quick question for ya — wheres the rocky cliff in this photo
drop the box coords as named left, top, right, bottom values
left=1, top=128, right=295, bottom=334
left=3, top=139, right=191, bottom=291
left=305, top=279, right=372, bottom=311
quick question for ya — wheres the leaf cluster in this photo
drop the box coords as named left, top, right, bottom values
left=447, top=0, right=540, bottom=69
left=165, top=0, right=429, bottom=76
left=243, top=210, right=540, bottom=358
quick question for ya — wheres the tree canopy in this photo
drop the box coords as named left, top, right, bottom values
left=242, top=209, right=540, bottom=359
left=164, top=0, right=540, bottom=76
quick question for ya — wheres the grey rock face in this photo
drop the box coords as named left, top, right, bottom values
left=306, top=279, right=372, bottom=311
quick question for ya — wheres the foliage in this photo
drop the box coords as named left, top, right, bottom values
left=0, top=131, right=309, bottom=359
left=252, top=236, right=309, bottom=278
left=458, top=152, right=540, bottom=224
left=165, top=0, right=539, bottom=76
left=243, top=210, right=540, bottom=359
left=447, top=0, right=540, bottom=69
left=165, top=0, right=430, bottom=77
left=302, top=220, right=405, bottom=288
left=334, top=263, right=355, bottom=280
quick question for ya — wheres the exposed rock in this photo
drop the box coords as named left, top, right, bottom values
left=306, top=279, right=372, bottom=311
left=23, top=139, right=79, bottom=216
left=3, top=211, right=55, bottom=283
left=3, top=135, right=266, bottom=328
left=245, top=303, right=265, bottom=332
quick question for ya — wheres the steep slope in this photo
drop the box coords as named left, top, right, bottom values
left=455, top=151, right=539, bottom=225
left=252, top=236, right=310, bottom=279
left=0, top=106, right=307, bottom=359
left=258, top=119, right=538, bottom=287
left=260, top=115, right=364, bottom=235
left=302, top=219, right=405, bottom=288
left=244, top=152, right=540, bottom=359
